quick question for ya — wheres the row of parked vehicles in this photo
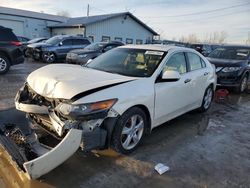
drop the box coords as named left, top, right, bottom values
left=0, top=25, right=250, bottom=93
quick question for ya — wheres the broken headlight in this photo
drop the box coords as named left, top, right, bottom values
left=56, top=99, right=117, bottom=119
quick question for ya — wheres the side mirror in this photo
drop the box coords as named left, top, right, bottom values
left=161, top=70, right=181, bottom=81
left=59, top=42, right=63, bottom=46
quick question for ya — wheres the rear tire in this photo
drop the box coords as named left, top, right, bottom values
left=198, top=86, right=214, bottom=112
left=111, top=107, right=146, bottom=154
left=0, top=54, right=10, bottom=74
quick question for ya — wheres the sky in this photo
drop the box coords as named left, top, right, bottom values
left=0, top=0, right=250, bottom=44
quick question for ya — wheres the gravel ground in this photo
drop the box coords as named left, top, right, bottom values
left=0, top=59, right=250, bottom=188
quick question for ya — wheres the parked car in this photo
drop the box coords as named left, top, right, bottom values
left=66, top=41, right=124, bottom=65
left=189, top=43, right=215, bottom=57
left=15, top=45, right=216, bottom=177
left=0, top=26, right=24, bottom=74
left=26, top=35, right=91, bottom=63
left=207, top=45, right=250, bottom=93
left=22, top=37, right=48, bottom=56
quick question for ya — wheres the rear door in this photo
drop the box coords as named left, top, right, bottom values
left=56, top=39, right=73, bottom=58
left=185, top=52, right=209, bottom=105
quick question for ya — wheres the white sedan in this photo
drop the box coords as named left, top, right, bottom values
left=15, top=45, right=216, bottom=178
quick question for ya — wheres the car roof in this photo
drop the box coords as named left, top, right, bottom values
left=119, top=44, right=194, bottom=52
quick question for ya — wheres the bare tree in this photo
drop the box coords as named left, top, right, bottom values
left=57, top=10, right=71, bottom=17
left=246, top=31, right=250, bottom=45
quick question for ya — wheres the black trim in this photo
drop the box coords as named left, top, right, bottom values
left=156, top=77, right=180, bottom=83
left=71, top=80, right=134, bottom=101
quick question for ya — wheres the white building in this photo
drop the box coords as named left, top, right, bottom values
left=48, top=12, right=158, bottom=44
left=0, top=7, right=158, bottom=44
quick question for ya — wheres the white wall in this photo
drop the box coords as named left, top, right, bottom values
left=85, top=15, right=154, bottom=44
left=52, top=27, right=85, bottom=36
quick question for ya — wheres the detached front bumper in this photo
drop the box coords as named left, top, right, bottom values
left=24, top=128, right=82, bottom=179
left=0, top=125, right=82, bottom=179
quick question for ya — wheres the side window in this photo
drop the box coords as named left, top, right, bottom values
left=62, top=39, right=72, bottom=46
left=126, top=38, right=133, bottom=44
left=102, top=36, right=110, bottom=42
left=200, top=58, right=206, bottom=68
left=187, top=52, right=203, bottom=71
left=73, top=39, right=90, bottom=45
left=164, top=53, right=187, bottom=74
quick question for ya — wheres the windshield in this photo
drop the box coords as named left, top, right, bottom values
left=87, top=48, right=166, bottom=77
left=85, top=42, right=105, bottom=50
left=208, top=47, right=250, bottom=60
left=46, top=36, right=62, bottom=45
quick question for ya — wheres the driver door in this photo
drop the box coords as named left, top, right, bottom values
left=154, top=52, right=194, bottom=127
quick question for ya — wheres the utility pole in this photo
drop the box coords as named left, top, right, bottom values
left=87, top=4, right=90, bottom=17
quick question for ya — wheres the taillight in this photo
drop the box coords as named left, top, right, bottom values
left=10, top=41, right=22, bottom=46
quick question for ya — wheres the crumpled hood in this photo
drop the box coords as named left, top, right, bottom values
left=206, top=57, right=245, bottom=67
left=27, top=64, right=135, bottom=99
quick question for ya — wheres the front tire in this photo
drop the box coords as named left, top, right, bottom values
left=42, top=52, right=56, bottom=63
left=236, top=75, right=248, bottom=93
left=111, top=107, right=146, bottom=154
left=198, top=86, right=214, bottom=112
left=0, top=54, right=10, bottom=74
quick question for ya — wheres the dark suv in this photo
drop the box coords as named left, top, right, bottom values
left=66, top=41, right=124, bottom=65
left=189, top=43, right=219, bottom=57
left=207, top=45, right=250, bottom=93
left=26, top=35, right=91, bottom=63
left=0, top=26, right=24, bottom=74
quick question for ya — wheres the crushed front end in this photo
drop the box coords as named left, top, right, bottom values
left=6, top=83, right=119, bottom=179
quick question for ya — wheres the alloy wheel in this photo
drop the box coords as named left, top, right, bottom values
left=121, top=114, right=144, bottom=150
left=203, top=87, right=213, bottom=109
left=0, top=57, right=7, bottom=71
left=240, top=76, right=248, bottom=92
left=44, top=53, right=55, bottom=63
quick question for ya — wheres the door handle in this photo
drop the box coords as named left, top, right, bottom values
left=204, top=72, right=209, bottom=76
left=184, top=79, right=191, bottom=83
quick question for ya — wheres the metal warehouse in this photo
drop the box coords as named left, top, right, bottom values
left=0, top=6, right=67, bottom=38
left=48, top=12, right=158, bottom=44
left=0, top=7, right=158, bottom=44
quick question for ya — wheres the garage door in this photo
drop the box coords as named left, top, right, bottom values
left=0, top=19, right=24, bottom=36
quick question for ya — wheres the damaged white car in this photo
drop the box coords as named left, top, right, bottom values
left=7, top=45, right=216, bottom=179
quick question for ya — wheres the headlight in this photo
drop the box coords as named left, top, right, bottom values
left=78, top=54, right=88, bottom=58
left=222, top=67, right=241, bottom=72
left=56, top=99, right=117, bottom=118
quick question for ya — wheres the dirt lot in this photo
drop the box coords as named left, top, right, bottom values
left=0, top=60, right=250, bottom=188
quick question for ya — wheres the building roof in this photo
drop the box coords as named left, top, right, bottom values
left=48, top=12, right=158, bottom=35
left=0, top=6, right=67, bottom=22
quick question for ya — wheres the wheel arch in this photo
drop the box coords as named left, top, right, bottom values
left=125, top=104, right=152, bottom=134
left=0, top=51, right=11, bottom=65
